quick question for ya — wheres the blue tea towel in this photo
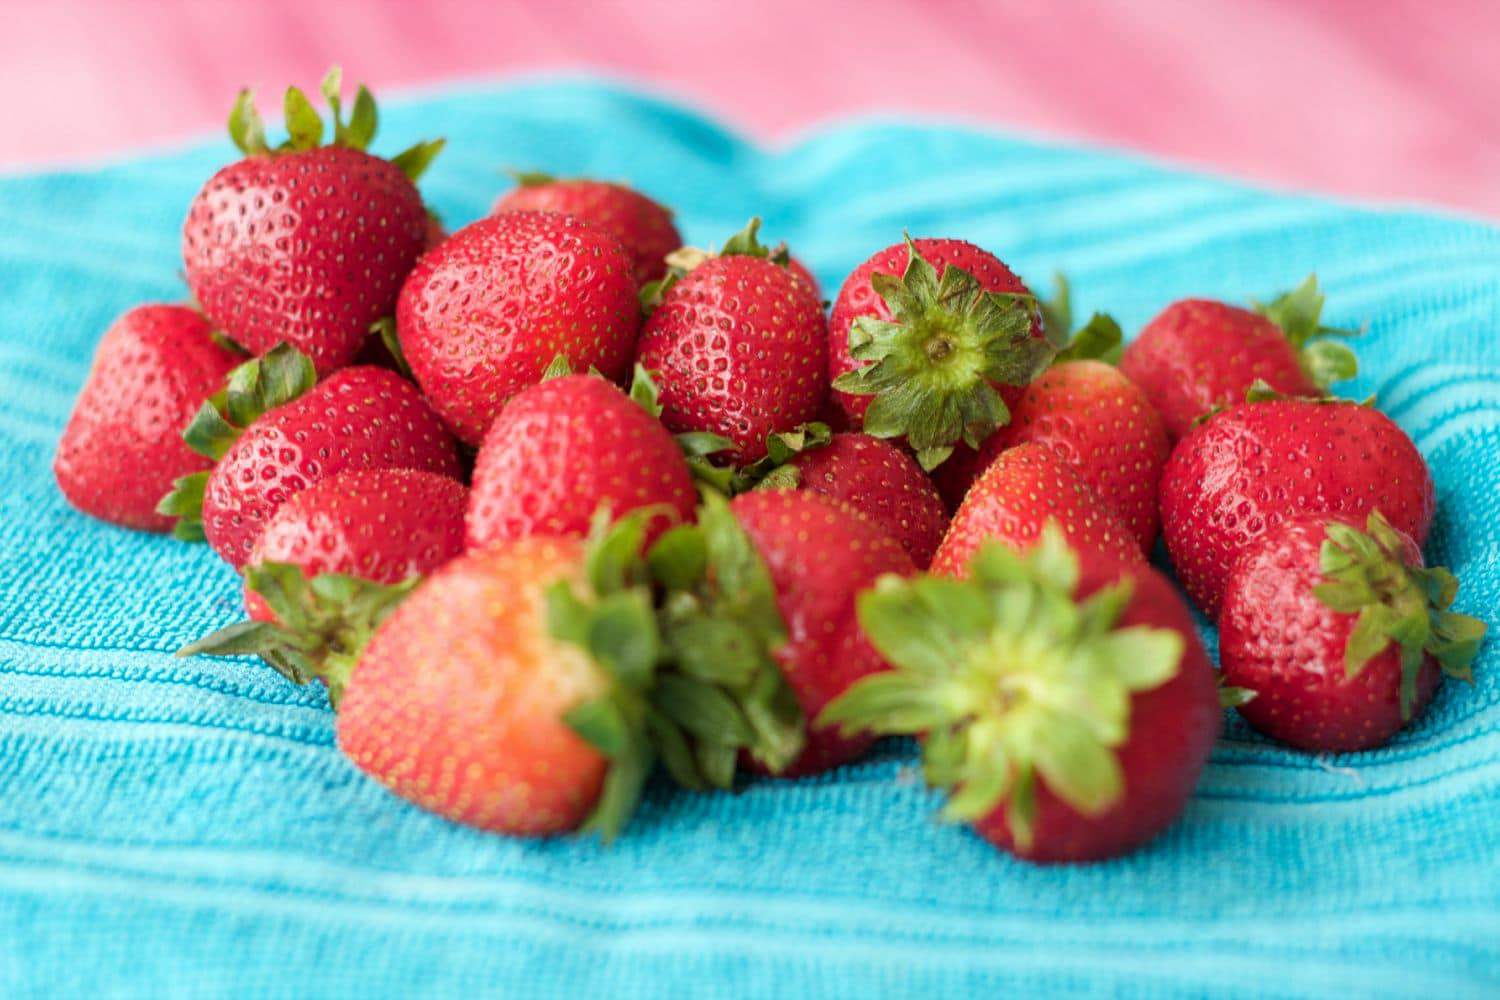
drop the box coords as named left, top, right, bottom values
left=0, top=79, right=1496, bottom=998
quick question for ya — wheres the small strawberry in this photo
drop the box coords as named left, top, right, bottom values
left=1159, top=387, right=1434, bottom=617
left=397, top=210, right=641, bottom=445
left=157, top=345, right=461, bottom=567
left=183, top=68, right=442, bottom=373
left=932, top=442, right=1143, bottom=577
left=493, top=172, right=682, bottom=285
left=827, top=237, right=1052, bottom=469
left=465, top=366, right=696, bottom=550
left=635, top=219, right=827, bottom=463
left=1219, top=511, right=1485, bottom=752
left=55, top=304, right=242, bottom=531
left=821, top=527, right=1222, bottom=863
left=1119, top=276, right=1358, bottom=439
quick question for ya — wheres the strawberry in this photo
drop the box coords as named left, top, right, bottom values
left=932, top=442, right=1143, bottom=577
left=465, top=367, right=696, bottom=550
left=827, top=237, right=1051, bottom=469
left=1159, top=388, right=1434, bottom=617
left=182, top=69, right=442, bottom=373
left=821, top=527, right=1222, bottom=863
left=1219, top=512, right=1484, bottom=752
left=55, top=304, right=242, bottom=531
left=635, top=220, right=827, bottom=463
left=157, top=345, right=461, bottom=568
left=338, top=514, right=666, bottom=838
left=1119, top=276, right=1358, bottom=439
left=397, top=210, right=641, bottom=445
left=493, top=172, right=682, bottom=285
left=932, top=360, right=1170, bottom=554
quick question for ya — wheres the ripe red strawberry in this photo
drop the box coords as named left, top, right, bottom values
left=821, top=528, right=1221, bottom=863
left=182, top=69, right=441, bottom=373
left=932, top=360, right=1169, bottom=554
left=932, top=442, right=1144, bottom=576
left=493, top=172, right=682, bottom=285
left=1159, top=391, right=1434, bottom=617
left=157, top=346, right=461, bottom=568
left=55, top=304, right=242, bottom=531
left=1119, top=277, right=1358, bottom=439
left=827, top=237, right=1051, bottom=469
left=1219, top=512, right=1484, bottom=752
left=397, top=210, right=641, bottom=445
left=635, top=220, right=827, bottom=463
left=466, top=369, right=696, bottom=550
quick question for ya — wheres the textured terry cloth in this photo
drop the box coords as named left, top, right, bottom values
left=0, top=79, right=1497, bottom=998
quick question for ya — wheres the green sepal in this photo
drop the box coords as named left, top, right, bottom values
left=832, top=236, right=1053, bottom=470
left=509, top=169, right=556, bottom=187
left=391, top=139, right=446, bottom=183
left=541, top=353, right=574, bottom=381
left=228, top=89, right=268, bottom=156
left=629, top=364, right=663, bottom=416
left=1038, top=273, right=1123, bottom=365
left=369, top=317, right=414, bottom=380
left=282, top=86, right=324, bottom=151
left=156, top=471, right=210, bottom=541
left=638, top=217, right=792, bottom=316
left=1218, top=681, right=1258, bottom=708
left=1251, top=274, right=1360, bottom=392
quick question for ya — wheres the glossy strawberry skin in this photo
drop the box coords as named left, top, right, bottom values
left=339, top=539, right=610, bottom=835
left=933, top=443, right=1144, bottom=577
left=203, top=366, right=461, bottom=569
left=397, top=211, right=641, bottom=445
left=731, top=491, right=916, bottom=776
left=465, top=374, right=696, bottom=550
left=183, top=146, right=428, bottom=374
left=933, top=361, right=1169, bottom=553
left=1119, top=299, right=1315, bottom=440
left=55, top=305, right=242, bottom=532
left=245, top=468, right=468, bottom=622
left=782, top=432, right=947, bottom=568
left=827, top=238, right=1042, bottom=427
left=636, top=255, right=827, bottom=462
left=972, top=563, right=1221, bottom=863
left=1219, top=513, right=1439, bottom=752
left=493, top=179, right=681, bottom=285
left=1159, top=399, right=1434, bottom=617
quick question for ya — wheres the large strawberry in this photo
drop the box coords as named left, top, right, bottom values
left=822, top=528, right=1222, bottom=863
left=465, top=367, right=696, bottom=550
left=493, top=172, right=681, bottom=285
left=1159, top=388, right=1434, bottom=617
left=933, top=443, right=1143, bottom=577
left=635, top=220, right=827, bottom=463
left=1219, top=511, right=1484, bottom=752
left=1119, top=276, right=1357, bottom=439
left=828, top=237, right=1052, bottom=469
left=397, top=210, right=641, bottom=445
left=55, top=304, right=242, bottom=531
left=157, top=345, right=461, bottom=567
left=183, top=69, right=442, bottom=373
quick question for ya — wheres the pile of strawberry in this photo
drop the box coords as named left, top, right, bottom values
left=53, top=73, right=1487, bottom=862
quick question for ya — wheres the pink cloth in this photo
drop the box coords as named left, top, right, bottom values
left=3, top=0, right=1496, bottom=217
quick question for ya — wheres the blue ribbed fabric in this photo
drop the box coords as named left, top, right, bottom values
left=0, top=79, right=1496, bottom=998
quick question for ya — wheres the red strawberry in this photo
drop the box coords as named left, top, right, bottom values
left=827, top=237, right=1051, bottom=469
left=182, top=70, right=441, bottom=373
left=55, top=304, right=241, bottom=531
left=493, top=172, right=681, bottom=285
left=465, top=369, right=696, bottom=550
left=1119, top=277, right=1358, bottom=439
left=1159, top=391, right=1434, bottom=617
left=932, top=442, right=1143, bottom=577
left=635, top=220, right=827, bottom=462
left=821, top=528, right=1221, bottom=863
left=397, top=210, right=641, bottom=445
left=157, top=346, right=461, bottom=568
left=1219, top=512, right=1484, bottom=752
left=932, top=360, right=1169, bottom=554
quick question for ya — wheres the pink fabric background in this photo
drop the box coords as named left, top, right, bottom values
left=3, top=0, right=1496, bottom=217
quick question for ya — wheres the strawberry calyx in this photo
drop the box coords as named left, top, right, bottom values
left=1312, top=511, right=1487, bottom=718
left=227, top=66, right=445, bottom=184
left=832, top=236, right=1054, bottom=470
left=639, top=217, right=792, bottom=314
left=819, top=525, right=1183, bottom=848
left=682, top=423, right=834, bottom=496
left=156, top=344, right=317, bottom=541
left=1251, top=274, right=1359, bottom=392
left=177, top=562, right=417, bottom=707
left=508, top=168, right=558, bottom=187
left=1039, top=273, right=1123, bottom=365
